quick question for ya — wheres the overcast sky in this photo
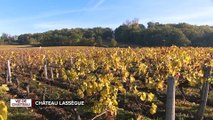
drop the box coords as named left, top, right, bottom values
left=1, top=0, right=213, bottom=35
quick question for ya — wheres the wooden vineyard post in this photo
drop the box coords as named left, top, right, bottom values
left=195, top=65, right=210, bottom=120
left=5, top=65, right=7, bottom=84
left=16, top=78, right=20, bottom=90
left=74, top=108, right=81, bottom=120
left=50, top=67, right=54, bottom=80
left=44, top=57, right=48, bottom=79
left=50, top=67, right=54, bottom=94
left=43, top=87, right=47, bottom=101
left=56, top=68, right=59, bottom=79
left=13, top=76, right=20, bottom=90
left=7, top=60, right=12, bottom=83
left=30, top=71, right=33, bottom=80
left=71, top=56, right=74, bottom=65
left=166, top=75, right=176, bottom=120
left=26, top=84, right=30, bottom=96
left=68, top=78, right=71, bottom=90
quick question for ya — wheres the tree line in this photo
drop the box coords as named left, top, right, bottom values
left=1, top=20, right=213, bottom=47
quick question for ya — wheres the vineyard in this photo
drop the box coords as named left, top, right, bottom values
left=0, top=46, right=213, bottom=120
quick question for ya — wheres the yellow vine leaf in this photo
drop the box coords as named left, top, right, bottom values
left=140, top=92, right=146, bottom=101
left=150, top=103, right=157, bottom=115
left=147, top=93, right=154, bottom=102
left=157, top=81, right=164, bottom=90
left=0, top=85, right=9, bottom=94
left=0, top=101, right=7, bottom=120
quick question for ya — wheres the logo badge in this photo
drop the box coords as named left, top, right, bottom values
left=10, top=99, right=32, bottom=107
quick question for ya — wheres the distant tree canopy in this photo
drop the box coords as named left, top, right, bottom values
left=115, top=21, right=213, bottom=47
left=115, top=19, right=145, bottom=45
left=0, top=33, right=17, bottom=44
left=17, top=27, right=114, bottom=47
left=4, top=20, right=213, bottom=47
left=141, top=25, right=191, bottom=46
